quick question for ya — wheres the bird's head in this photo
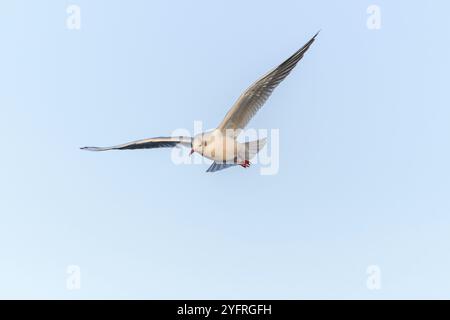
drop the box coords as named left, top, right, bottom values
left=190, top=134, right=201, bottom=156
left=190, top=133, right=210, bottom=156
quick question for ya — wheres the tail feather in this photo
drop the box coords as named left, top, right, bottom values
left=242, top=138, right=267, bottom=160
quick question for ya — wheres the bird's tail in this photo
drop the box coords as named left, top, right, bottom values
left=241, top=138, right=267, bottom=160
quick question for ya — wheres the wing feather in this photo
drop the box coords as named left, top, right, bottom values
left=206, top=162, right=237, bottom=173
left=81, top=136, right=192, bottom=151
left=217, top=32, right=319, bottom=133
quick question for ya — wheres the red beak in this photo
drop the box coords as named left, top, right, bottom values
left=189, top=149, right=194, bottom=156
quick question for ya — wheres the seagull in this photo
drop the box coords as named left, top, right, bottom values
left=81, top=32, right=319, bottom=172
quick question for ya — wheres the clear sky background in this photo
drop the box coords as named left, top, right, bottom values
left=1, top=0, right=449, bottom=299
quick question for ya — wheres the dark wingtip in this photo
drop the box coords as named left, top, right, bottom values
left=80, top=146, right=102, bottom=151
left=312, top=30, right=321, bottom=40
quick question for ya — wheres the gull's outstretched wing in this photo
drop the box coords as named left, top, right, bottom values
left=81, top=136, right=192, bottom=151
left=217, top=32, right=319, bottom=134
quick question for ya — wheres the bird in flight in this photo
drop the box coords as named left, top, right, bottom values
left=81, top=32, right=319, bottom=172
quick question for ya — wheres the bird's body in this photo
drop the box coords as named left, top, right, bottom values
left=81, top=32, right=318, bottom=172
left=192, top=130, right=239, bottom=162
left=190, top=129, right=266, bottom=168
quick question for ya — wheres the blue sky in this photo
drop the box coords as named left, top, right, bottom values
left=0, top=0, right=449, bottom=299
